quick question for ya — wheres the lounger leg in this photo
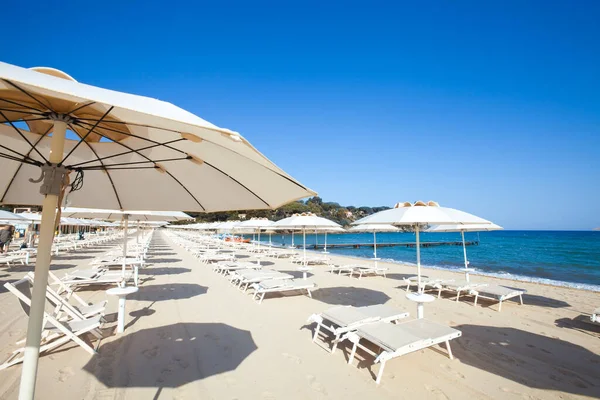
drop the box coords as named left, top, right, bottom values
left=473, top=294, right=478, bottom=307
left=519, top=294, right=523, bottom=305
left=312, top=323, right=321, bottom=343
left=376, top=360, right=386, bottom=384
left=306, top=288, right=312, bottom=298
left=456, top=290, right=461, bottom=302
left=498, top=300, right=502, bottom=312
left=445, top=340, right=454, bottom=360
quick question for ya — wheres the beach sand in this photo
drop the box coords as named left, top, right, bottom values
left=0, top=230, right=598, bottom=399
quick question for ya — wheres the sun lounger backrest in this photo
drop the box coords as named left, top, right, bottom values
left=12, top=279, right=33, bottom=316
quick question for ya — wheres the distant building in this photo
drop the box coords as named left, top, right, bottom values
left=345, top=211, right=353, bottom=218
left=238, top=213, right=247, bottom=220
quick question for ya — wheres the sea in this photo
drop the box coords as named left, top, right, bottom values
left=257, top=230, right=600, bottom=292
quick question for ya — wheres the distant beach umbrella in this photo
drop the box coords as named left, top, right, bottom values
left=0, top=209, right=30, bottom=223
left=354, top=201, right=491, bottom=296
left=0, top=62, right=315, bottom=399
left=426, top=223, right=503, bottom=281
left=273, top=213, right=341, bottom=264
left=348, top=223, right=399, bottom=264
left=236, top=218, right=274, bottom=265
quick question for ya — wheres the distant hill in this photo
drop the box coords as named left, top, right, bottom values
left=182, top=196, right=391, bottom=226
left=594, top=227, right=600, bottom=231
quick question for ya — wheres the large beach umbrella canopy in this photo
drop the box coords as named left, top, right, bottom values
left=348, top=223, right=399, bottom=261
left=272, top=213, right=341, bottom=263
left=354, top=201, right=491, bottom=291
left=427, top=222, right=503, bottom=281
left=0, top=62, right=315, bottom=399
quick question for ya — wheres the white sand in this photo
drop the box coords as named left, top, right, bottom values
left=0, top=230, right=599, bottom=399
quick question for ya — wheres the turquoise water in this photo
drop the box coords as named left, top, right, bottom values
left=261, top=231, right=600, bottom=291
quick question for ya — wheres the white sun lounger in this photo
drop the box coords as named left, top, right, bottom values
left=230, top=270, right=294, bottom=291
left=52, top=268, right=133, bottom=292
left=470, top=284, right=526, bottom=311
left=351, top=265, right=388, bottom=279
left=437, top=280, right=488, bottom=301
left=344, top=319, right=461, bottom=384
left=591, top=308, right=600, bottom=324
left=0, top=278, right=103, bottom=370
left=27, top=272, right=107, bottom=320
left=328, top=263, right=358, bottom=276
left=213, top=261, right=260, bottom=274
left=308, top=305, right=410, bottom=353
left=251, top=279, right=316, bottom=304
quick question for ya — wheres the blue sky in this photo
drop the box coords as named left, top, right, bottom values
left=4, top=1, right=599, bottom=230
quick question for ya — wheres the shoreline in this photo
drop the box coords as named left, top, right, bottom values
left=296, top=245, right=600, bottom=293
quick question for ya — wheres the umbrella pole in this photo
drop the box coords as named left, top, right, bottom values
left=416, top=225, right=422, bottom=293
left=19, top=120, right=67, bottom=400
left=323, top=231, right=328, bottom=253
left=374, top=231, right=378, bottom=267
left=291, top=231, right=295, bottom=248
left=122, top=215, right=129, bottom=278
left=303, top=228, right=306, bottom=265
left=257, top=230, right=261, bottom=266
left=461, top=230, right=469, bottom=282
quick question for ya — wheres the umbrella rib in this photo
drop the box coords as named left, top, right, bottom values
left=68, top=139, right=186, bottom=167
left=66, top=101, right=96, bottom=115
left=0, top=97, right=45, bottom=113
left=75, top=120, right=312, bottom=193
left=68, top=126, right=206, bottom=211
left=2, top=79, right=53, bottom=112
left=77, top=156, right=191, bottom=170
left=0, top=152, right=40, bottom=166
left=67, top=123, right=123, bottom=209
left=0, top=142, right=43, bottom=165
left=203, top=161, right=271, bottom=208
left=0, top=110, right=48, bottom=163
left=162, top=169, right=206, bottom=212
left=61, top=106, right=114, bottom=164
left=0, top=107, right=46, bottom=116
left=0, top=124, right=52, bottom=203
left=75, top=120, right=187, bottom=155
left=0, top=116, right=49, bottom=124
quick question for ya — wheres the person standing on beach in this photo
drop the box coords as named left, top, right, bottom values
left=0, top=225, right=13, bottom=254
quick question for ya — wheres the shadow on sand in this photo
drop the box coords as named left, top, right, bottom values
left=84, top=323, right=257, bottom=390
left=139, top=267, right=191, bottom=276
left=555, top=316, right=600, bottom=337
left=132, top=283, right=208, bottom=302
left=454, top=324, right=600, bottom=398
left=520, top=293, right=570, bottom=308
left=311, top=286, right=390, bottom=306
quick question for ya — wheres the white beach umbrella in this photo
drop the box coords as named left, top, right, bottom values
left=236, top=218, right=273, bottom=264
left=0, top=62, right=315, bottom=399
left=273, top=213, right=341, bottom=264
left=348, top=223, right=398, bottom=262
left=427, top=222, right=503, bottom=281
left=354, top=201, right=491, bottom=292
left=0, top=209, right=30, bottom=223
left=215, top=220, right=241, bottom=233
left=315, top=226, right=345, bottom=253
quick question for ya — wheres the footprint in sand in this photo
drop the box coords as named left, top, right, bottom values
left=424, top=384, right=450, bottom=400
left=58, top=367, right=74, bottom=382
left=261, top=391, right=277, bottom=399
left=142, top=345, right=160, bottom=358
left=440, top=363, right=465, bottom=379
left=306, top=374, right=327, bottom=395
left=282, top=352, right=302, bottom=364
